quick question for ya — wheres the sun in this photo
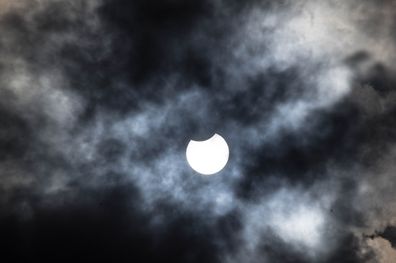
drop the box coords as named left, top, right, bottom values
left=186, top=133, right=229, bottom=175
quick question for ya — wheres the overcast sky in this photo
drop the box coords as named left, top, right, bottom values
left=1, top=0, right=396, bottom=262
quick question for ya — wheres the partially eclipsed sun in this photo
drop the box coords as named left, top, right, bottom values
left=186, top=133, right=229, bottom=175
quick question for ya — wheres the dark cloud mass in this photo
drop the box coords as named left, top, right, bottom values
left=1, top=0, right=396, bottom=262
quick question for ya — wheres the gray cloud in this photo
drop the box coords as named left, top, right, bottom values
left=1, top=0, right=396, bottom=262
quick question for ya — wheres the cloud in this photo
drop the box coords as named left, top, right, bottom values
left=0, top=0, right=396, bottom=262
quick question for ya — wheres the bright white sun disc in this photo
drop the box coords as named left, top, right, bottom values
left=186, top=133, right=229, bottom=175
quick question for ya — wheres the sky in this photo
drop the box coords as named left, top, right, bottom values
left=1, top=0, right=396, bottom=262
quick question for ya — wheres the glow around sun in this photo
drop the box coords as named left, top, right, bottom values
left=186, top=133, right=229, bottom=175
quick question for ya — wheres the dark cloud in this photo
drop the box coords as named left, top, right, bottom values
left=0, top=184, right=244, bottom=263
left=1, top=0, right=396, bottom=262
left=381, top=227, right=396, bottom=248
left=99, top=0, right=213, bottom=83
left=0, top=104, right=32, bottom=161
